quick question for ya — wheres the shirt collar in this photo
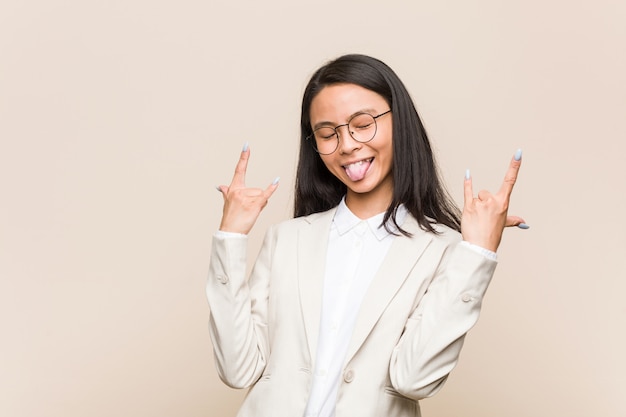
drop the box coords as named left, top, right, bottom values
left=332, top=198, right=408, bottom=241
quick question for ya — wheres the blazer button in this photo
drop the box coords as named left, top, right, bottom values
left=216, top=275, right=229, bottom=285
left=461, top=293, right=472, bottom=302
left=343, top=369, right=354, bottom=383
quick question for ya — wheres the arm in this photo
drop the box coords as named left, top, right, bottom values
left=389, top=241, right=496, bottom=399
left=206, top=227, right=275, bottom=389
left=207, top=145, right=279, bottom=388
left=390, top=150, right=526, bottom=399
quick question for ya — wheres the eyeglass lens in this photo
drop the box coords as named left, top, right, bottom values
left=312, top=113, right=378, bottom=155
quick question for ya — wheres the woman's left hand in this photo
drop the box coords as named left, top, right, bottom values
left=461, top=149, right=527, bottom=252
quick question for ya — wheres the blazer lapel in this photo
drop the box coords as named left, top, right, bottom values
left=297, top=208, right=336, bottom=366
left=344, top=216, right=433, bottom=362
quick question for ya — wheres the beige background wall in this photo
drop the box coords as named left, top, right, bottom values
left=1, top=1, right=624, bottom=416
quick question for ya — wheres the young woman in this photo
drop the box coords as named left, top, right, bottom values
left=209, top=54, right=526, bottom=417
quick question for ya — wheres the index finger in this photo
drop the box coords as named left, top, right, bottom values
left=498, top=149, right=522, bottom=198
left=230, top=143, right=250, bottom=187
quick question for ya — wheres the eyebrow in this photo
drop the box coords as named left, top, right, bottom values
left=312, top=108, right=379, bottom=130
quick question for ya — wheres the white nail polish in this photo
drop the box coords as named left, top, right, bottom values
left=242, top=142, right=249, bottom=152
left=272, top=176, right=280, bottom=185
left=465, top=169, right=470, bottom=180
left=514, top=148, right=522, bottom=161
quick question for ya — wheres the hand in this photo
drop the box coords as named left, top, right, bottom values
left=216, top=144, right=279, bottom=235
left=461, top=149, right=527, bottom=252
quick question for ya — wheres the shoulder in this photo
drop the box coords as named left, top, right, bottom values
left=404, top=214, right=461, bottom=246
left=262, top=207, right=337, bottom=243
left=429, top=222, right=462, bottom=244
left=273, top=207, right=337, bottom=231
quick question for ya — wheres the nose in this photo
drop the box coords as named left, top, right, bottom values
left=336, top=124, right=361, bottom=154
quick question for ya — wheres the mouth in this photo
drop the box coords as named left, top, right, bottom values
left=343, top=157, right=373, bottom=181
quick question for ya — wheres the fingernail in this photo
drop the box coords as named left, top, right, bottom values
left=272, top=176, right=280, bottom=185
left=215, top=186, right=222, bottom=192
left=517, top=223, right=530, bottom=229
left=514, top=148, right=523, bottom=161
left=465, top=169, right=471, bottom=180
left=242, top=141, right=249, bottom=152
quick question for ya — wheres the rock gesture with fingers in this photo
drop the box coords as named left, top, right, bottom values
left=461, top=149, right=527, bottom=253
left=216, top=144, right=280, bottom=235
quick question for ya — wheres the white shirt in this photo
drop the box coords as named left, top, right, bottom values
left=303, top=200, right=408, bottom=417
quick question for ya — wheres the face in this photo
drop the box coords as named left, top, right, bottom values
left=309, top=83, right=393, bottom=212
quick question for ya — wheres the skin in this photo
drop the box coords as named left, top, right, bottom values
left=463, top=163, right=526, bottom=252
left=309, top=84, right=394, bottom=219
left=216, top=145, right=279, bottom=236
left=217, top=83, right=525, bottom=253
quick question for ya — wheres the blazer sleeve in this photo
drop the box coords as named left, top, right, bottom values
left=389, top=241, right=497, bottom=400
left=206, top=226, right=276, bottom=389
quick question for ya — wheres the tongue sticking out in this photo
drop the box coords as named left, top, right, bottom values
left=344, top=159, right=372, bottom=181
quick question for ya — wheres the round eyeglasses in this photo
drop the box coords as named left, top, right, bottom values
left=307, top=110, right=391, bottom=155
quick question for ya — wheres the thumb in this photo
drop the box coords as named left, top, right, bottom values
left=505, top=215, right=529, bottom=229
left=215, top=185, right=228, bottom=197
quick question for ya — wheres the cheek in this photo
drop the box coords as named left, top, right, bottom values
left=379, top=136, right=394, bottom=164
left=319, top=155, right=339, bottom=176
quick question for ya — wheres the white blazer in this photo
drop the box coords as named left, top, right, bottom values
left=207, top=207, right=497, bottom=417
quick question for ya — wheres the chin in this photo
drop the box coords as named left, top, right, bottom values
left=346, top=180, right=379, bottom=195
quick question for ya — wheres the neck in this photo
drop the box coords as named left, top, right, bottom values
left=344, top=189, right=392, bottom=219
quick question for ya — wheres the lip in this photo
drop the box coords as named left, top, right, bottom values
left=341, top=157, right=373, bottom=168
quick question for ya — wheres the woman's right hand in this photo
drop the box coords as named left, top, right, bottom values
left=216, top=144, right=279, bottom=235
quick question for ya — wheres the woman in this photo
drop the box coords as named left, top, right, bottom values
left=209, top=54, right=526, bottom=417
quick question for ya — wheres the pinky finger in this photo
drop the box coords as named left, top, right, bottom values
left=463, top=169, right=474, bottom=205
left=264, top=176, right=280, bottom=198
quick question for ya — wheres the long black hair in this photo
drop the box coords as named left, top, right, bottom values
left=294, top=54, right=461, bottom=235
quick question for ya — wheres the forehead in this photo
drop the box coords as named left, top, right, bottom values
left=309, top=83, right=388, bottom=122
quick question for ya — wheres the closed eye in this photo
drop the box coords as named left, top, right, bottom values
left=353, top=122, right=374, bottom=130
left=315, top=127, right=337, bottom=140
